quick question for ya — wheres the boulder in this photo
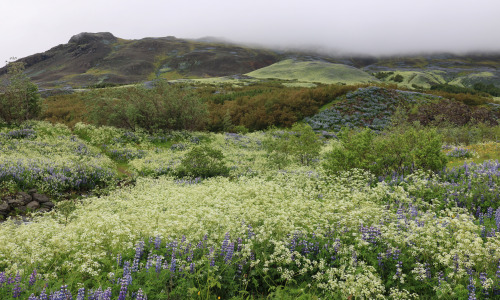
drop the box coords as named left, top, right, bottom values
left=41, top=201, right=55, bottom=209
left=18, top=192, right=33, bottom=205
left=7, top=196, right=24, bottom=208
left=26, top=201, right=40, bottom=210
left=28, top=189, right=38, bottom=195
left=33, top=193, right=50, bottom=203
left=0, top=201, right=9, bottom=212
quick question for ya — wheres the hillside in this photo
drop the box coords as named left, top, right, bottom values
left=245, top=59, right=378, bottom=85
left=0, top=32, right=279, bottom=88
left=1, top=32, right=500, bottom=90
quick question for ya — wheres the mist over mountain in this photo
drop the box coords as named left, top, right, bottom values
left=1, top=31, right=499, bottom=91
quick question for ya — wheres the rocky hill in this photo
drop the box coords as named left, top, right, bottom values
left=0, top=32, right=279, bottom=88
left=1, top=32, right=500, bottom=89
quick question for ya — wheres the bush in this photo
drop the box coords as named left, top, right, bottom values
left=175, top=144, right=229, bottom=178
left=0, top=61, right=41, bottom=125
left=84, top=81, right=208, bottom=132
left=324, top=126, right=447, bottom=176
left=264, top=123, right=322, bottom=167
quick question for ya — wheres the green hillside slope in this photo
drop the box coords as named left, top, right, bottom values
left=246, top=59, right=379, bottom=85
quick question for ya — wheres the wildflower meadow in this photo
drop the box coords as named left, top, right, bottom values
left=0, top=116, right=500, bottom=299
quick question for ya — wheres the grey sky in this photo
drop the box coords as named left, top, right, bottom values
left=2, top=0, right=500, bottom=66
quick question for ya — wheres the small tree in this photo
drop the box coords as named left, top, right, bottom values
left=264, top=123, right=322, bottom=167
left=0, top=60, right=41, bottom=124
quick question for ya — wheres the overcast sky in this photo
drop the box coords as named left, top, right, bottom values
left=1, top=0, right=500, bottom=66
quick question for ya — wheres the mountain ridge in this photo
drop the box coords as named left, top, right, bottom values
left=1, top=32, right=500, bottom=89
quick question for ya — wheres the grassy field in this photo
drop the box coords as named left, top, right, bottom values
left=245, top=59, right=379, bottom=85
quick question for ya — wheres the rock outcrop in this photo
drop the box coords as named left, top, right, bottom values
left=0, top=189, right=54, bottom=220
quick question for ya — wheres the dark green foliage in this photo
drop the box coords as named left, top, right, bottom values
left=0, top=61, right=42, bottom=125
left=472, top=82, right=500, bottom=97
left=392, top=74, right=404, bottom=83
left=373, top=71, right=394, bottom=80
left=324, top=126, right=447, bottom=176
left=264, top=124, right=322, bottom=167
left=84, top=81, right=208, bottom=132
left=176, top=144, right=229, bottom=178
left=431, top=83, right=500, bottom=97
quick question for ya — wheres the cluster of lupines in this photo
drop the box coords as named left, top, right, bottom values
left=382, top=160, right=500, bottom=234
left=102, top=144, right=147, bottom=162
left=3, top=203, right=500, bottom=299
left=0, top=128, right=37, bottom=140
left=0, top=123, right=116, bottom=195
left=446, top=147, right=476, bottom=158
left=305, top=87, right=439, bottom=131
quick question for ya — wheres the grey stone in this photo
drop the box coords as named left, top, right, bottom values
left=26, top=201, right=40, bottom=210
left=7, top=196, right=24, bottom=208
left=41, top=201, right=55, bottom=209
left=0, top=201, right=9, bottom=212
left=18, top=192, right=32, bottom=205
left=37, top=207, right=51, bottom=213
left=32, top=193, right=50, bottom=203
left=28, top=189, right=38, bottom=195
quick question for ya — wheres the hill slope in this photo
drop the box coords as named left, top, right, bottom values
left=0, top=32, right=279, bottom=88
left=245, top=59, right=379, bottom=85
left=1, top=32, right=500, bottom=90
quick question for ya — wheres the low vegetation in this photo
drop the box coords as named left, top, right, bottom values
left=1, top=79, right=500, bottom=299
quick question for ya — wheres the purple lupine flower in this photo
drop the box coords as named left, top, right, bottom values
left=12, top=283, right=22, bottom=298
left=190, top=263, right=195, bottom=274
left=467, top=275, right=476, bottom=300
left=225, top=242, right=235, bottom=264
left=221, top=232, right=230, bottom=256
left=377, top=253, right=384, bottom=268
left=28, top=294, right=38, bottom=300
left=145, top=251, right=153, bottom=272
left=14, top=271, right=21, bottom=283
left=40, top=288, right=48, bottom=300
left=118, top=278, right=128, bottom=300
left=154, top=236, right=162, bottom=250
left=487, top=207, right=494, bottom=219
left=117, top=253, right=122, bottom=267
left=170, top=257, right=177, bottom=273
left=437, top=271, right=444, bottom=286
left=394, top=261, right=403, bottom=280
left=29, top=269, right=37, bottom=286
left=247, top=225, right=255, bottom=239
left=454, top=254, right=460, bottom=273
left=479, top=272, right=489, bottom=296
left=102, top=287, right=112, bottom=300
left=76, top=288, right=85, bottom=300
left=496, top=208, right=500, bottom=232
left=59, top=285, right=72, bottom=300
left=136, top=289, right=147, bottom=300
left=0, top=271, right=6, bottom=287
left=156, top=256, right=163, bottom=274
left=425, top=263, right=431, bottom=279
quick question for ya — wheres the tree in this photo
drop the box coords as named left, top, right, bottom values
left=0, top=59, right=41, bottom=124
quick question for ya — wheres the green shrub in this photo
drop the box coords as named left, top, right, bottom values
left=324, top=126, right=447, bottom=176
left=84, top=81, right=208, bottom=132
left=0, top=61, right=41, bottom=125
left=264, top=123, right=322, bottom=167
left=175, top=144, right=229, bottom=178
